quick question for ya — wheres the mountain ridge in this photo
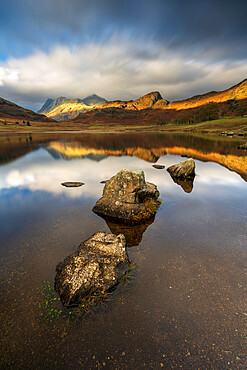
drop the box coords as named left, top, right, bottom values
left=38, top=94, right=107, bottom=120
left=39, top=79, right=247, bottom=121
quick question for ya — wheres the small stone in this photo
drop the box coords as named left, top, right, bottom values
left=152, top=164, right=165, bottom=169
left=238, top=142, right=247, bottom=150
left=167, top=158, right=195, bottom=179
left=61, top=182, right=84, bottom=187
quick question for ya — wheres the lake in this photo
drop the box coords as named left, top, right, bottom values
left=0, top=132, right=246, bottom=368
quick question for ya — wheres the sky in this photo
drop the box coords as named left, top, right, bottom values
left=0, top=0, right=247, bottom=111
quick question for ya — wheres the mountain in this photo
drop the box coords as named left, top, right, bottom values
left=0, top=97, right=53, bottom=122
left=101, top=91, right=169, bottom=110
left=73, top=79, right=247, bottom=125
left=99, top=79, right=247, bottom=111
left=38, top=97, right=72, bottom=115
left=169, top=79, right=247, bottom=110
left=82, top=94, right=107, bottom=106
left=38, top=94, right=107, bottom=120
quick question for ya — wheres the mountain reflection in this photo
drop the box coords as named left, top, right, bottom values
left=46, top=140, right=247, bottom=180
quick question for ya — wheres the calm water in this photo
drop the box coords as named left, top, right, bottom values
left=0, top=132, right=246, bottom=369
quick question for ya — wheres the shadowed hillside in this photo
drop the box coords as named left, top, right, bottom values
left=0, top=97, right=53, bottom=122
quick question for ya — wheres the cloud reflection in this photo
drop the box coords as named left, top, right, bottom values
left=0, top=148, right=245, bottom=201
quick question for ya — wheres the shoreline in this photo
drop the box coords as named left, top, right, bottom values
left=0, top=116, right=247, bottom=136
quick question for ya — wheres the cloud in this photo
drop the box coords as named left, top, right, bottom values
left=0, top=1, right=246, bottom=109
left=1, top=1, right=247, bottom=59
left=0, top=39, right=247, bottom=110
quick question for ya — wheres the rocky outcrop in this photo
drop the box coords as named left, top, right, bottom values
left=93, top=169, right=160, bottom=224
left=238, top=142, right=247, bottom=150
left=101, top=91, right=169, bottom=111
left=167, top=158, right=195, bottom=179
left=38, top=95, right=107, bottom=120
left=54, top=232, right=129, bottom=307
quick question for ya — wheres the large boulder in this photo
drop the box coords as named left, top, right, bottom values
left=54, top=232, right=129, bottom=307
left=167, top=158, right=195, bottom=179
left=92, top=169, right=160, bottom=224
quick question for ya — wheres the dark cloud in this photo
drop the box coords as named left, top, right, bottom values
left=0, top=0, right=247, bottom=60
left=0, top=0, right=246, bottom=109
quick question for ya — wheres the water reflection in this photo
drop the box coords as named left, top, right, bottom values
left=170, top=177, right=194, bottom=193
left=45, top=139, right=247, bottom=181
left=0, top=145, right=245, bottom=201
left=101, top=216, right=155, bottom=247
left=0, top=133, right=247, bottom=368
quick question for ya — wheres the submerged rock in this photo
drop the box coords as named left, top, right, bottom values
left=61, top=182, right=84, bottom=187
left=92, top=169, right=160, bottom=224
left=152, top=164, right=165, bottom=169
left=167, top=158, right=195, bottom=179
left=238, top=142, right=247, bottom=150
left=54, top=232, right=129, bottom=307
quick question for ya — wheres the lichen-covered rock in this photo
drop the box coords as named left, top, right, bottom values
left=92, top=169, right=160, bottom=224
left=167, top=158, right=195, bottom=179
left=54, top=232, right=129, bottom=307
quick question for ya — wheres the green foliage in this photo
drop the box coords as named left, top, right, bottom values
left=121, top=263, right=137, bottom=286
left=39, top=266, right=136, bottom=322
left=26, top=121, right=31, bottom=126
left=39, top=281, right=63, bottom=322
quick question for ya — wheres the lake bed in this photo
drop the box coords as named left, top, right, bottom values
left=0, top=132, right=246, bottom=368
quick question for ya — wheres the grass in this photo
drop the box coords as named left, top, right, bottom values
left=165, top=116, right=247, bottom=134
left=39, top=263, right=136, bottom=322
left=1, top=115, right=247, bottom=136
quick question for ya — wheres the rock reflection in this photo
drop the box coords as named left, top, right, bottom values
left=170, top=177, right=194, bottom=193
left=103, top=216, right=155, bottom=247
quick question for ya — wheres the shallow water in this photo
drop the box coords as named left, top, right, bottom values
left=0, top=132, right=246, bottom=368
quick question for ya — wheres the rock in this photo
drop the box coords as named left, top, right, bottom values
left=100, top=180, right=108, bottom=184
left=54, top=232, right=129, bottom=307
left=167, top=158, right=195, bottom=179
left=61, top=182, right=84, bottom=187
left=238, top=142, right=247, bottom=150
left=152, top=164, right=165, bottom=169
left=92, top=169, right=160, bottom=224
